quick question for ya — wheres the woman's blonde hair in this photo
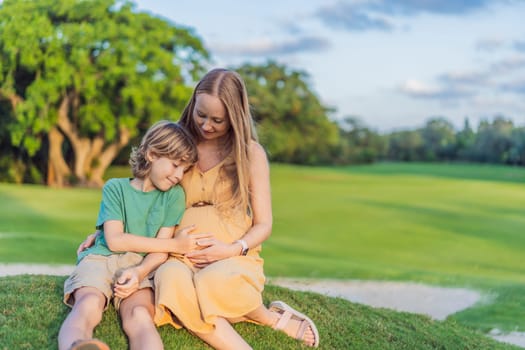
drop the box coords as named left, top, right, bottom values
left=129, top=120, right=198, bottom=179
left=179, top=68, right=257, bottom=210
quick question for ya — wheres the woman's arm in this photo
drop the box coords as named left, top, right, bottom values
left=235, top=141, right=273, bottom=249
left=187, top=142, right=273, bottom=266
left=77, top=231, right=99, bottom=255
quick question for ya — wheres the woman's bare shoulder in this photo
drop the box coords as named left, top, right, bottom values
left=248, top=140, right=266, bottom=157
left=248, top=141, right=269, bottom=174
left=248, top=140, right=268, bottom=160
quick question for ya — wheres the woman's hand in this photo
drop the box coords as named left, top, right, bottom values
left=76, top=231, right=99, bottom=256
left=113, top=268, right=140, bottom=299
left=172, top=225, right=214, bottom=255
left=186, top=239, right=241, bottom=269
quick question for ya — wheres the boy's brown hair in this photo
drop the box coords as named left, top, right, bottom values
left=129, top=121, right=198, bottom=178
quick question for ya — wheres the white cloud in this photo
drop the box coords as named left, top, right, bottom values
left=400, top=79, right=442, bottom=96
left=209, top=36, right=330, bottom=56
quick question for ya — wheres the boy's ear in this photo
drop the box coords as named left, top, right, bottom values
left=146, top=150, right=158, bottom=162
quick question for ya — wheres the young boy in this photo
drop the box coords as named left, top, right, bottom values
left=58, top=121, right=210, bottom=350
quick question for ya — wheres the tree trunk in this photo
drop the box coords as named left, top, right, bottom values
left=56, top=94, right=132, bottom=188
left=47, top=127, right=71, bottom=187
left=56, top=95, right=89, bottom=184
left=84, top=136, right=105, bottom=176
left=89, top=128, right=131, bottom=186
left=72, top=138, right=91, bottom=184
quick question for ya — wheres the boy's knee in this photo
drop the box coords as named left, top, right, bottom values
left=122, top=305, right=153, bottom=332
left=75, top=291, right=105, bottom=313
left=68, top=291, right=105, bottom=328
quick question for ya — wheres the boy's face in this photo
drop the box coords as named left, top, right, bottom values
left=146, top=156, right=192, bottom=192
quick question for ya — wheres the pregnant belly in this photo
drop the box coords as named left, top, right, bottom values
left=179, top=206, right=248, bottom=243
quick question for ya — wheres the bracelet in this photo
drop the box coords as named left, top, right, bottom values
left=234, top=239, right=249, bottom=256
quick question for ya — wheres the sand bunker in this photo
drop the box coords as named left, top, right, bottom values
left=269, top=277, right=481, bottom=321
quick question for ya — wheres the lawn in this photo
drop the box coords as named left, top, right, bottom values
left=1, top=162, right=524, bottom=335
left=0, top=275, right=519, bottom=349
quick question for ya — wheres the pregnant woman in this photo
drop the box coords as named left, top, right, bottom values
left=154, top=68, right=318, bottom=349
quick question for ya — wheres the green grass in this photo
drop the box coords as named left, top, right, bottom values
left=1, top=162, right=525, bottom=345
left=338, top=162, right=525, bottom=184
left=0, top=275, right=520, bottom=350
left=266, top=162, right=525, bottom=284
left=0, top=183, right=100, bottom=263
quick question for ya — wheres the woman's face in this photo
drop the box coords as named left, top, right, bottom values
left=193, top=93, right=231, bottom=142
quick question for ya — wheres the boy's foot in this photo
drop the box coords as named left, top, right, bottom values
left=70, top=338, right=110, bottom=350
left=269, top=300, right=319, bottom=347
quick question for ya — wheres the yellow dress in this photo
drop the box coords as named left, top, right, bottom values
left=153, top=156, right=265, bottom=333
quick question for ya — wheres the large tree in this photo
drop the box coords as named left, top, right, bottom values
left=0, top=0, right=209, bottom=186
left=236, top=61, right=340, bottom=164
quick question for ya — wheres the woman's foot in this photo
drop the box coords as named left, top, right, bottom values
left=269, top=301, right=319, bottom=347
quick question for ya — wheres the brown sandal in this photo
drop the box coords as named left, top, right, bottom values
left=69, top=338, right=110, bottom=350
left=269, top=300, right=320, bottom=347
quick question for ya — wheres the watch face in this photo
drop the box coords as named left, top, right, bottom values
left=236, top=239, right=248, bottom=255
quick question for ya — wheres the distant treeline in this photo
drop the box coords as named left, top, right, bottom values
left=334, top=116, right=525, bottom=166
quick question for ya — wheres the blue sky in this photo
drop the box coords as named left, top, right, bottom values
left=133, top=0, right=525, bottom=132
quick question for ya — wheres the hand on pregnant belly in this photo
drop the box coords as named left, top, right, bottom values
left=186, top=238, right=235, bottom=269
left=172, top=224, right=214, bottom=255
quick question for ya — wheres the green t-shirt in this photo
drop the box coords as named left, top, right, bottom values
left=77, top=178, right=185, bottom=263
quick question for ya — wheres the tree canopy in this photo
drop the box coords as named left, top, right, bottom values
left=236, top=61, right=340, bottom=164
left=0, top=0, right=209, bottom=186
left=0, top=1, right=523, bottom=186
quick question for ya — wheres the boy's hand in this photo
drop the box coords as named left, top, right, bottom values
left=113, top=268, right=140, bottom=299
left=172, top=224, right=214, bottom=255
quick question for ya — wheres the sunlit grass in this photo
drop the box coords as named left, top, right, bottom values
left=0, top=275, right=518, bottom=350
left=1, top=162, right=524, bottom=332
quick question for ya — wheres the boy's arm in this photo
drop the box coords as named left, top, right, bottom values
left=113, top=226, right=174, bottom=299
left=104, top=220, right=211, bottom=255
left=129, top=225, right=174, bottom=281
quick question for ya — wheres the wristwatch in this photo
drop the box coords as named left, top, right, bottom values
left=235, top=239, right=249, bottom=256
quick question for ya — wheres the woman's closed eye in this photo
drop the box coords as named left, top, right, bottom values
left=197, top=110, right=223, bottom=124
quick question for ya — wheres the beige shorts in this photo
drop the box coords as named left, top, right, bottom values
left=63, top=252, right=153, bottom=310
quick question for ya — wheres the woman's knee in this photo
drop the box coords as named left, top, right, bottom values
left=195, top=265, right=236, bottom=289
left=155, top=260, right=189, bottom=280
